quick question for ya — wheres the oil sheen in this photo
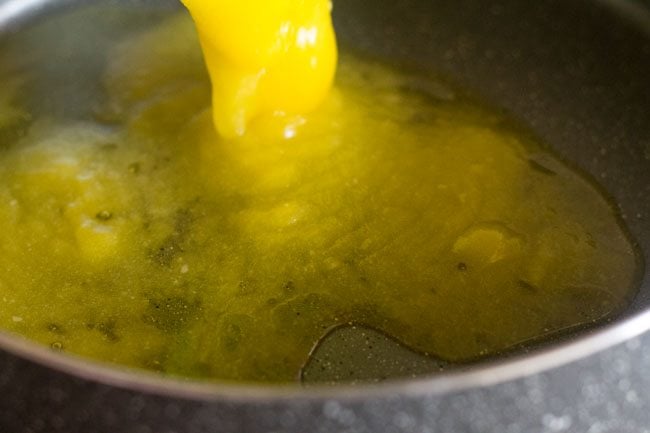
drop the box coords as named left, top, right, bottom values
left=0, top=14, right=639, bottom=382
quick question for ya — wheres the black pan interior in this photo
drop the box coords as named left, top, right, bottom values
left=334, top=0, right=650, bottom=317
left=0, top=0, right=648, bottom=371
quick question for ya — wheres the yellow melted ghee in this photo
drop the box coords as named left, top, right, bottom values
left=0, top=14, right=639, bottom=382
left=181, top=0, right=337, bottom=137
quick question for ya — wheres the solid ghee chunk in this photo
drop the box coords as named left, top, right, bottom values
left=181, top=0, right=337, bottom=137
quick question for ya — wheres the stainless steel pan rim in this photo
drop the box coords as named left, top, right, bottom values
left=0, top=0, right=648, bottom=403
left=0, top=307, right=649, bottom=402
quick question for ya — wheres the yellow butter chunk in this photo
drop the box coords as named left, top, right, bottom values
left=181, top=0, right=338, bottom=137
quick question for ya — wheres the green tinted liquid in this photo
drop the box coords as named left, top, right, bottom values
left=0, top=14, right=638, bottom=382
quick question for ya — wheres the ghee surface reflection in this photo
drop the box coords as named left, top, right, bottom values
left=0, top=15, right=639, bottom=382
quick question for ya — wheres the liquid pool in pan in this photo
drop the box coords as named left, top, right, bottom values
left=0, top=13, right=640, bottom=383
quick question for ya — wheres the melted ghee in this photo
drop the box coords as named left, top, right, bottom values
left=181, top=0, right=337, bottom=137
left=0, top=14, right=639, bottom=382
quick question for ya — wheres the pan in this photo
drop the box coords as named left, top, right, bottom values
left=0, top=0, right=648, bottom=432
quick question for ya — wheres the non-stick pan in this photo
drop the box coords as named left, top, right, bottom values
left=0, top=0, right=649, bottom=432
